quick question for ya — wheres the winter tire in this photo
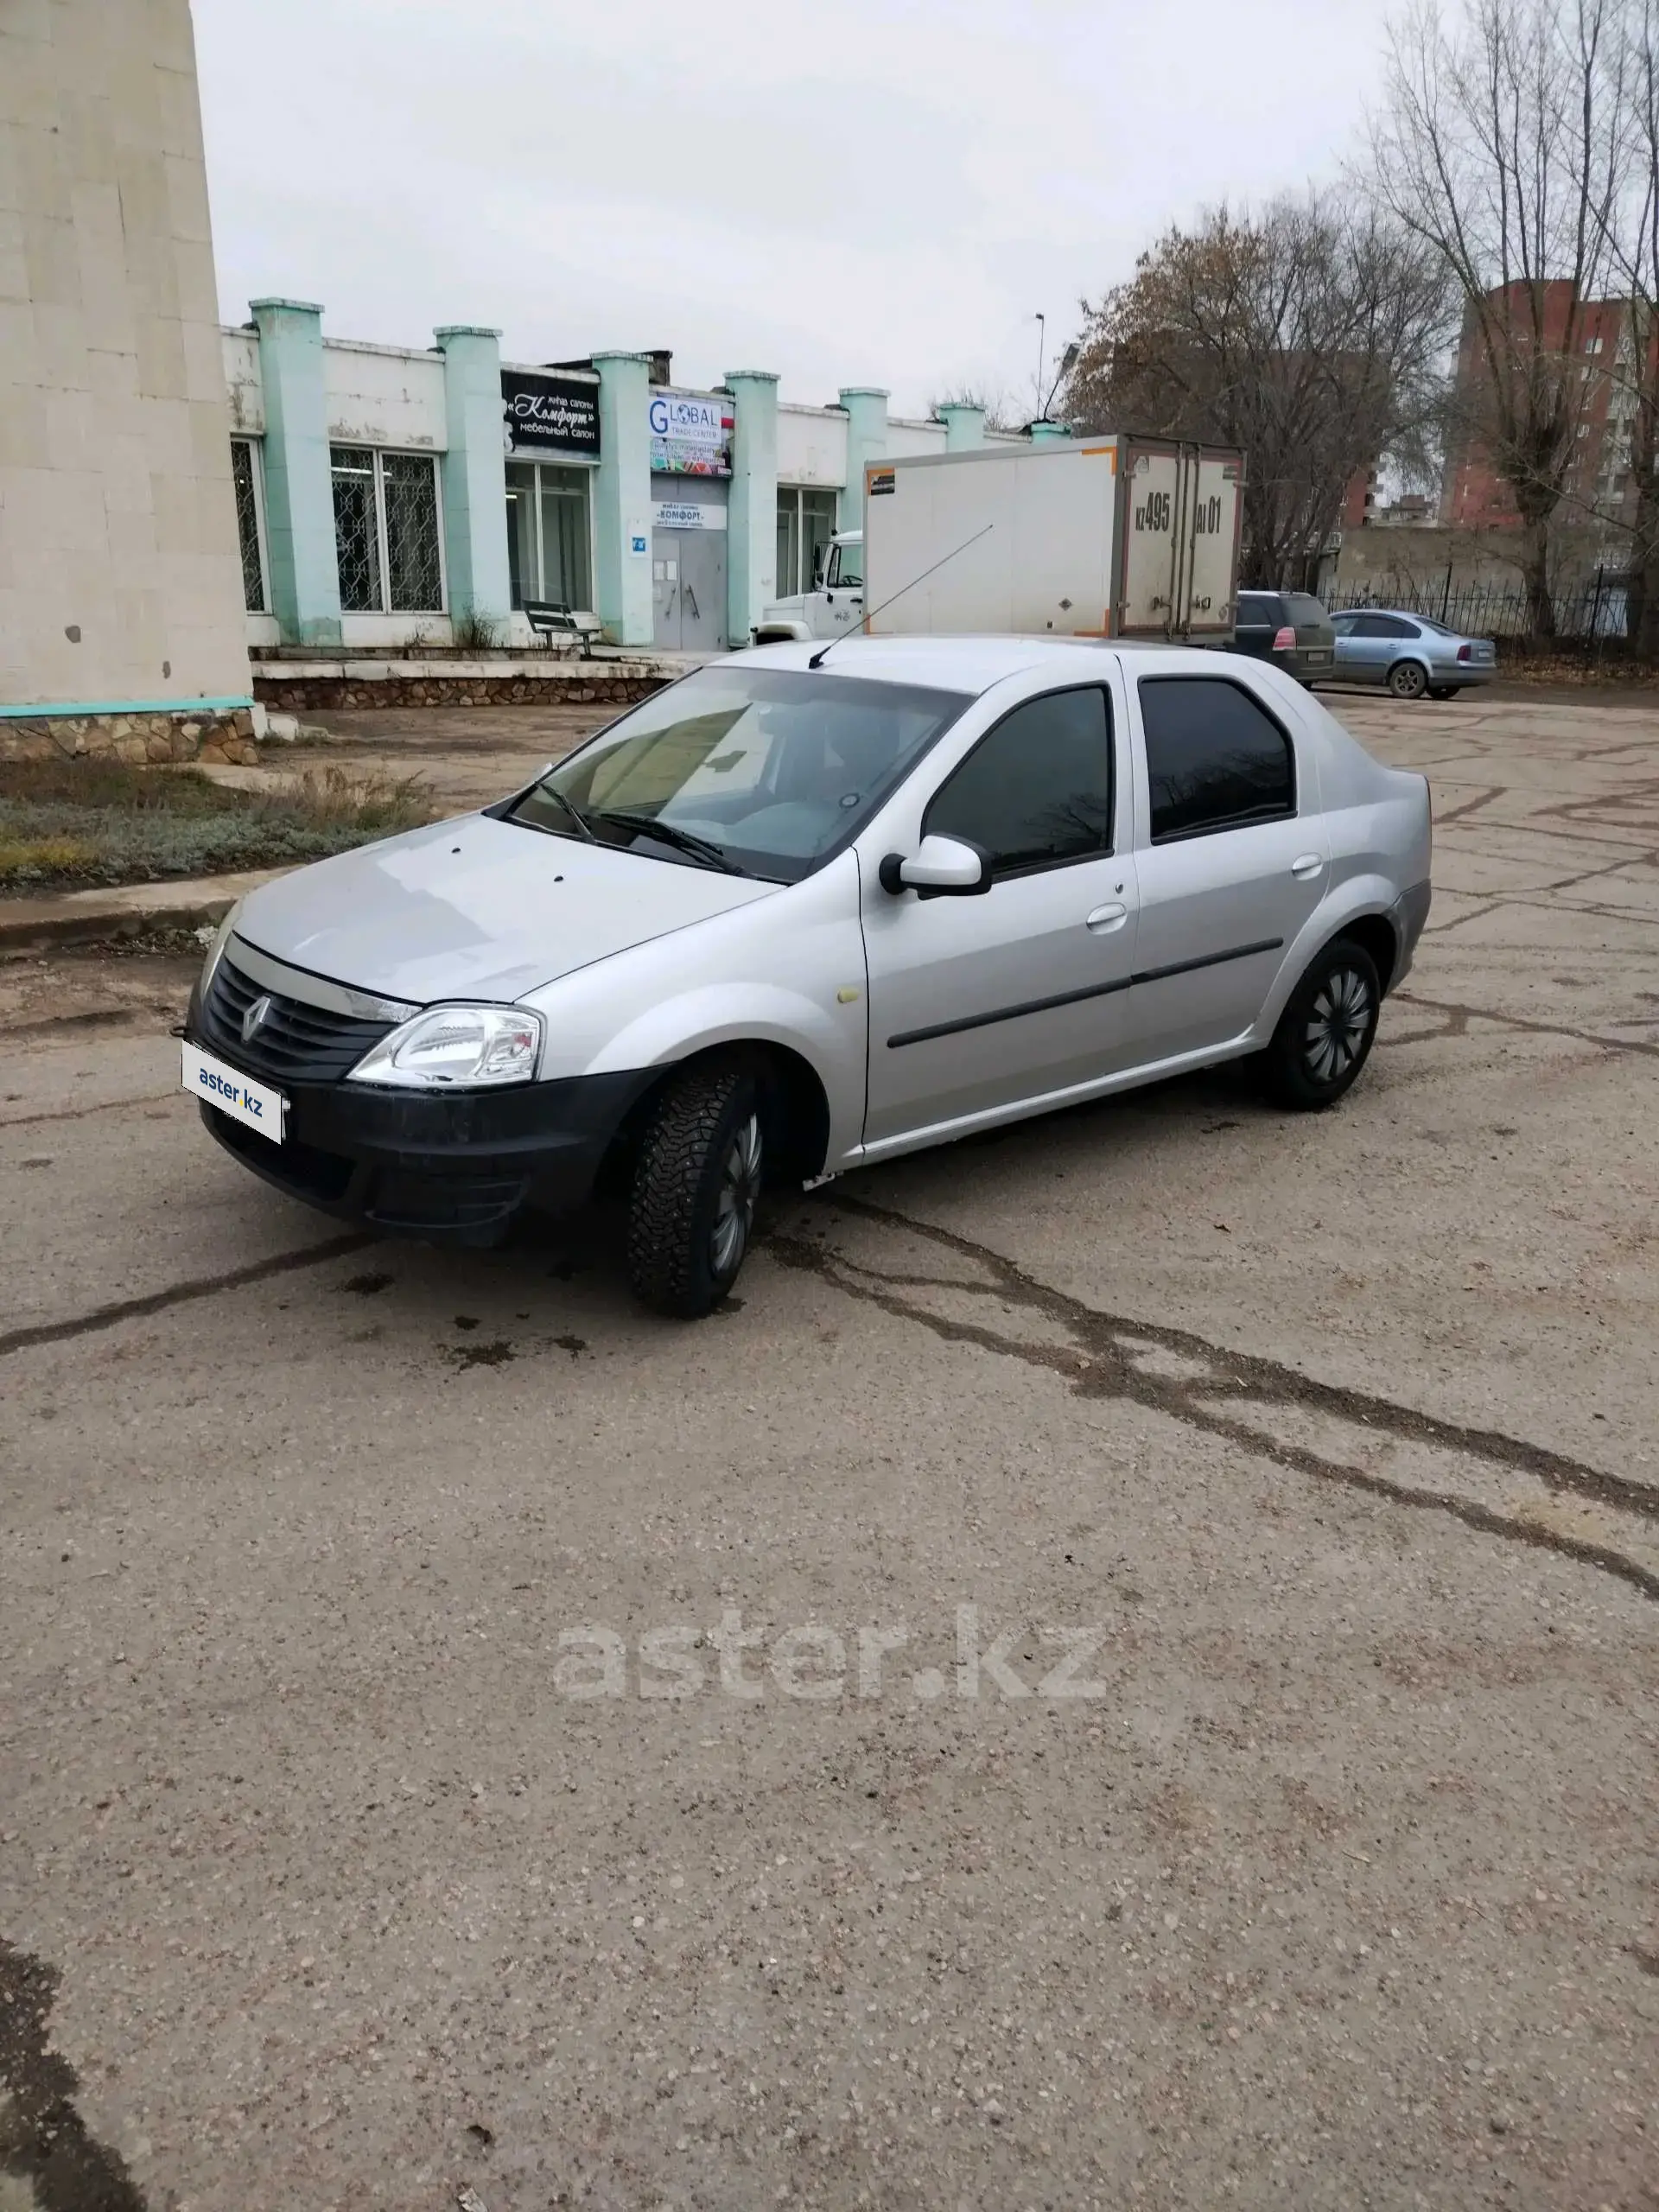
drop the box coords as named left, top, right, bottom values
left=1261, top=938, right=1382, bottom=1111
left=627, top=1061, right=764, bottom=1317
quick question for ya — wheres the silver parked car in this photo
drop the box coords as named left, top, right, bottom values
left=1325, top=609, right=1497, bottom=700
left=183, top=640, right=1432, bottom=1316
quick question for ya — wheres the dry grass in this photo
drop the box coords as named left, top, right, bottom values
left=0, top=757, right=436, bottom=892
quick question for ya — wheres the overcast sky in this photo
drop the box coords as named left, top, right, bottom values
left=192, top=0, right=1392, bottom=420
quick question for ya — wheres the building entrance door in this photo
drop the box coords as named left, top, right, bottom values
left=652, top=525, right=727, bottom=652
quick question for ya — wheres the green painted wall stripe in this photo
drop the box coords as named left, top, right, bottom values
left=0, top=696, right=253, bottom=721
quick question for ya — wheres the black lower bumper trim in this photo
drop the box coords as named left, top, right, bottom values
left=191, top=1040, right=658, bottom=1244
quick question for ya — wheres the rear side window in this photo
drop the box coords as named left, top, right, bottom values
left=926, top=686, right=1113, bottom=874
left=1138, top=677, right=1295, bottom=842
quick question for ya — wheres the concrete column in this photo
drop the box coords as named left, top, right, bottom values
left=837, top=386, right=888, bottom=532
left=592, top=353, right=653, bottom=647
left=1029, top=422, right=1072, bottom=446
left=938, top=403, right=985, bottom=452
left=250, top=299, right=340, bottom=647
left=723, top=370, right=779, bottom=646
left=434, top=326, right=511, bottom=637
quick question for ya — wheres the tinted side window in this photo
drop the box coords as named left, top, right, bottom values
left=927, top=687, right=1113, bottom=873
left=1378, top=614, right=1418, bottom=639
left=1138, top=678, right=1295, bottom=842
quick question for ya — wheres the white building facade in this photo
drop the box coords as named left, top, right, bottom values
left=222, top=315, right=1027, bottom=657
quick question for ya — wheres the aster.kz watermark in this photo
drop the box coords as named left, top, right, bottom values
left=551, top=1606, right=1108, bottom=1702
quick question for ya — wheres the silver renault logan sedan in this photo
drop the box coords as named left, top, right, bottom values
left=183, top=639, right=1431, bottom=1316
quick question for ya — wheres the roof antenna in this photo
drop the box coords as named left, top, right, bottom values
left=807, top=524, right=995, bottom=669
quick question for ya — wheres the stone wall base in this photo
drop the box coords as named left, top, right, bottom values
left=0, top=706, right=260, bottom=767
left=252, top=674, right=664, bottom=712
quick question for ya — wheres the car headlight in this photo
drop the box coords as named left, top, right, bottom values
left=346, top=1003, right=543, bottom=1089
left=200, top=899, right=242, bottom=992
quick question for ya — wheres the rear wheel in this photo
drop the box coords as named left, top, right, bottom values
left=1427, top=684, right=1461, bottom=700
left=1260, top=938, right=1382, bottom=1111
left=1388, top=659, right=1429, bottom=701
left=626, top=1061, right=764, bottom=1317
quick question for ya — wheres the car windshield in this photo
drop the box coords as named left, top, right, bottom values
left=502, top=666, right=969, bottom=884
left=828, top=543, right=863, bottom=588
left=1412, top=613, right=1454, bottom=635
left=1285, top=594, right=1328, bottom=624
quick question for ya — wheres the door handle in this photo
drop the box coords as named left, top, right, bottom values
left=1291, top=853, right=1324, bottom=880
left=1085, top=901, right=1128, bottom=932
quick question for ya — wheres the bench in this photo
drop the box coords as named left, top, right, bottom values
left=523, top=600, right=603, bottom=648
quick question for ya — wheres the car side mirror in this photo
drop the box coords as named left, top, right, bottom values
left=879, top=835, right=993, bottom=897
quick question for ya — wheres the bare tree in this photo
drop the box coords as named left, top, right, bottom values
left=926, top=383, right=1020, bottom=434
left=1370, top=0, right=1627, bottom=634
left=1058, top=194, right=1452, bottom=588
left=1595, top=0, right=1659, bottom=651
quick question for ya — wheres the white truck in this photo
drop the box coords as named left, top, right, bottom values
left=753, top=435, right=1244, bottom=645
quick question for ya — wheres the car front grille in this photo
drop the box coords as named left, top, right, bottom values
left=200, top=954, right=397, bottom=1085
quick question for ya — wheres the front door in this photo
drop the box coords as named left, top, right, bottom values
left=652, top=528, right=728, bottom=652
left=1124, top=671, right=1328, bottom=1064
left=861, top=684, right=1139, bottom=1148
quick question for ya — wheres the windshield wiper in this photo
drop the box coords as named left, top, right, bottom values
left=593, top=810, right=741, bottom=874
left=535, top=785, right=596, bottom=842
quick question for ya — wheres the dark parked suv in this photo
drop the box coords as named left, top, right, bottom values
left=1232, top=589, right=1336, bottom=685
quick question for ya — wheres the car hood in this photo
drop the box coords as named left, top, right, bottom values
left=233, top=813, right=779, bottom=1005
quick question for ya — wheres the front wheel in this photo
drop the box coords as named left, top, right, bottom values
left=627, top=1061, right=764, bottom=1317
left=1388, top=659, right=1429, bottom=701
left=1260, top=938, right=1382, bottom=1111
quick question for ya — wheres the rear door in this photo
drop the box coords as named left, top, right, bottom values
left=1341, top=612, right=1405, bottom=683
left=1123, top=669, right=1329, bottom=1065
left=1285, top=591, right=1334, bottom=679
left=1231, top=592, right=1282, bottom=663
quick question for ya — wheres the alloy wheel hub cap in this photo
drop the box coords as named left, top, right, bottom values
left=1305, top=969, right=1370, bottom=1083
left=712, top=1113, right=762, bottom=1274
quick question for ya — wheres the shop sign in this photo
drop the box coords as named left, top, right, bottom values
left=649, top=389, right=733, bottom=476
left=502, top=370, right=601, bottom=458
left=652, top=499, right=727, bottom=531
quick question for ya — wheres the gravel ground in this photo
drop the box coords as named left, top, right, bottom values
left=0, top=688, right=1655, bottom=2212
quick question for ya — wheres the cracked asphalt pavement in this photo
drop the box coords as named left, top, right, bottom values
left=1, top=690, right=1656, bottom=2211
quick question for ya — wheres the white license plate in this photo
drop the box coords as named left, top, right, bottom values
left=181, top=1042, right=286, bottom=1141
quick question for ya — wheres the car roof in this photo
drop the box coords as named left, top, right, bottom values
left=736, top=634, right=1184, bottom=694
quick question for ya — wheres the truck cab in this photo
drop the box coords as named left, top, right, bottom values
left=754, top=531, right=863, bottom=644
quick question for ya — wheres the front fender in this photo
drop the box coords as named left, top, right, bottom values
left=588, top=982, right=865, bottom=1166
left=753, top=620, right=812, bottom=644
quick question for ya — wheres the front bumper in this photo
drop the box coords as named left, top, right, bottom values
left=187, top=1014, right=657, bottom=1243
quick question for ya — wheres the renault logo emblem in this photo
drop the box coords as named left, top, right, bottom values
left=241, top=993, right=273, bottom=1044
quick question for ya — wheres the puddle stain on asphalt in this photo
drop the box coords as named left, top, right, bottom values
left=0, top=1940, right=146, bottom=2211
left=450, top=1338, right=515, bottom=1370
left=769, top=1197, right=1659, bottom=1605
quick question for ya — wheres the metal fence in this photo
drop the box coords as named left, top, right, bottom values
left=1323, top=575, right=1629, bottom=641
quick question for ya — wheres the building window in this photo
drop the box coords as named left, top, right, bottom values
left=1586, top=334, right=1605, bottom=354
left=330, top=445, right=444, bottom=614
left=505, top=461, right=593, bottom=611
left=775, top=486, right=838, bottom=598
left=230, top=438, right=267, bottom=613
